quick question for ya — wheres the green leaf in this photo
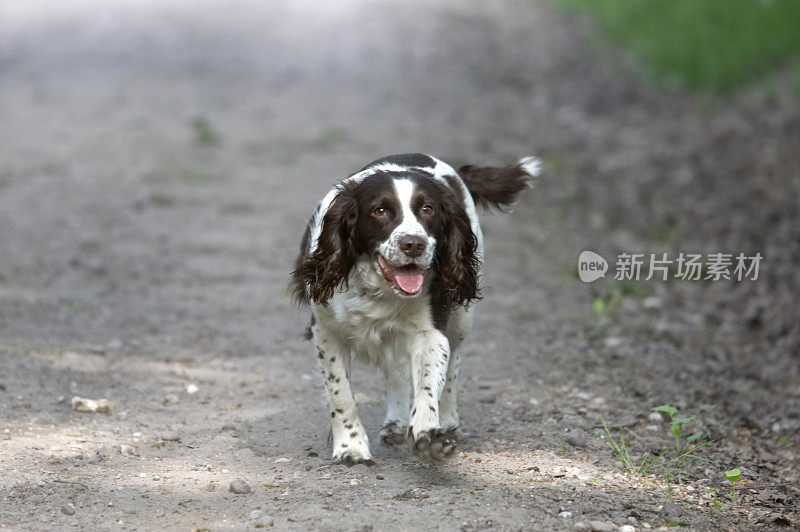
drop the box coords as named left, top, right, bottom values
left=724, top=468, right=742, bottom=482
left=666, top=521, right=689, bottom=528
left=652, top=405, right=678, bottom=416
left=673, top=416, right=695, bottom=425
left=686, top=432, right=703, bottom=442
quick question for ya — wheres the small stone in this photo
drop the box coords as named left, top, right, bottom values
left=618, top=525, right=636, bottom=532
left=647, top=412, right=662, bottom=423
left=221, top=423, right=236, bottom=432
left=119, top=445, right=138, bottom=457
left=250, top=510, right=263, bottom=520
left=160, top=431, right=181, bottom=442
left=588, top=521, right=616, bottom=532
left=229, top=479, right=251, bottom=494
left=662, top=502, right=683, bottom=517
left=349, top=478, right=359, bottom=486
left=71, top=396, right=113, bottom=414
left=559, top=511, right=573, bottom=518
left=254, top=515, right=274, bottom=528
left=604, top=336, right=622, bottom=348
left=376, top=475, right=384, bottom=480
left=565, top=428, right=588, bottom=448
left=61, top=503, right=76, bottom=515
left=627, top=516, right=638, bottom=525
left=186, top=383, right=199, bottom=394
left=478, top=392, right=496, bottom=404
left=162, top=394, right=179, bottom=405
left=573, top=523, right=591, bottom=532
left=87, top=453, right=104, bottom=464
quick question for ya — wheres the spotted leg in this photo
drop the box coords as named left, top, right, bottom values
left=408, top=330, right=457, bottom=460
left=439, top=308, right=472, bottom=433
left=379, top=359, right=412, bottom=447
left=314, top=328, right=373, bottom=466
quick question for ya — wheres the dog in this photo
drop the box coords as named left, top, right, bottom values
left=292, top=153, right=539, bottom=465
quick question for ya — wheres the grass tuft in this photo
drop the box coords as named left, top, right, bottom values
left=559, top=0, right=800, bottom=93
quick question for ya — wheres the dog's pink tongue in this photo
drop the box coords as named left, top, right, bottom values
left=395, top=270, right=424, bottom=294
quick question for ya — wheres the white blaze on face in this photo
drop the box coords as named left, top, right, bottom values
left=375, top=178, right=437, bottom=296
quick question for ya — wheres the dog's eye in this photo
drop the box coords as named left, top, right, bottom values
left=420, top=204, right=434, bottom=217
left=372, top=206, right=389, bottom=218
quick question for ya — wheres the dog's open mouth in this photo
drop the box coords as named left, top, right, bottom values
left=376, top=255, right=426, bottom=295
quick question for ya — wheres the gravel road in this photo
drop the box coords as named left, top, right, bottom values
left=1, top=1, right=798, bottom=530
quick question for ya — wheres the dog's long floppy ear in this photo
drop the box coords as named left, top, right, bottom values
left=292, top=187, right=358, bottom=305
left=437, top=188, right=482, bottom=307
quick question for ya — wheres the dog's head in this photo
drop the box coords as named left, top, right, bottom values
left=294, top=165, right=480, bottom=306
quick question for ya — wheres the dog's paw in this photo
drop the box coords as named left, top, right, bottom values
left=379, top=421, right=408, bottom=447
left=333, top=446, right=375, bottom=467
left=412, top=427, right=458, bottom=462
left=332, top=431, right=374, bottom=467
left=335, top=453, right=376, bottom=467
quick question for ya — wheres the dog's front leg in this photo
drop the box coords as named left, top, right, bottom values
left=408, top=330, right=457, bottom=460
left=314, top=329, right=373, bottom=466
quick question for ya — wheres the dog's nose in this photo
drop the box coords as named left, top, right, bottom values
left=399, top=235, right=426, bottom=258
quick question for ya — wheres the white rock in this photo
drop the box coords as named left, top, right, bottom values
left=254, top=515, right=274, bottom=528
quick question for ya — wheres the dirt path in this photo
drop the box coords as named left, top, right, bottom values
left=1, top=1, right=798, bottom=530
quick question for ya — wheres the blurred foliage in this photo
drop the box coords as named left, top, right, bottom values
left=559, top=0, right=800, bottom=93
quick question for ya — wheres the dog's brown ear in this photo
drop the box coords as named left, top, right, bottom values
left=292, top=189, right=358, bottom=305
left=458, top=156, right=539, bottom=211
left=436, top=188, right=482, bottom=307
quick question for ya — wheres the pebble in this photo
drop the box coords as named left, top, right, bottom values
left=478, top=392, right=496, bottom=404
left=618, top=526, right=635, bottom=532
left=221, top=423, right=236, bottom=432
left=627, top=516, right=638, bottom=525
left=573, top=523, right=590, bottom=532
left=61, top=503, right=76, bottom=515
left=229, top=479, right=251, bottom=494
left=254, top=515, right=274, bottom=528
left=565, top=428, right=588, bottom=448
left=87, top=453, right=104, bottom=464
left=647, top=412, right=662, bottom=423
left=160, top=431, right=181, bottom=442
left=119, top=445, right=138, bottom=457
left=662, top=502, right=683, bottom=517
left=250, top=510, right=263, bottom=520
left=163, top=393, right=179, bottom=405
left=71, top=396, right=113, bottom=414
left=559, top=511, right=573, bottom=519
left=588, top=521, right=616, bottom=532
left=186, top=383, right=199, bottom=394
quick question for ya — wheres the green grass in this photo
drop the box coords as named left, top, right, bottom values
left=559, top=0, right=800, bottom=93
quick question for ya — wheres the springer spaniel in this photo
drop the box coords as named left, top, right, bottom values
left=292, top=153, right=539, bottom=465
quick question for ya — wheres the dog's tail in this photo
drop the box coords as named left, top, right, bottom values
left=458, top=156, right=541, bottom=211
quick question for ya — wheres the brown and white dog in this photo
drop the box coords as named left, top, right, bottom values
left=292, top=153, right=539, bottom=465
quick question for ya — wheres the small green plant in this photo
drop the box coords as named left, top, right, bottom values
left=652, top=405, right=703, bottom=453
left=600, top=413, right=714, bottom=503
left=710, top=488, right=726, bottom=510
left=600, top=418, right=663, bottom=476
left=724, top=468, right=742, bottom=502
left=193, top=118, right=220, bottom=146
left=658, top=441, right=714, bottom=501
